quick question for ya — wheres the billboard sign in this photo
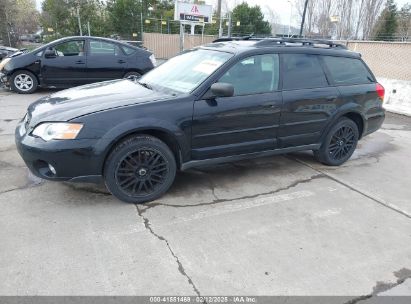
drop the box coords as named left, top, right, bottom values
left=174, top=1, right=213, bottom=23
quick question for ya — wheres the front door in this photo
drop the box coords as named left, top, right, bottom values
left=41, top=39, right=88, bottom=86
left=192, top=53, right=282, bottom=160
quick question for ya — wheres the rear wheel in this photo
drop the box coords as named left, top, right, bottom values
left=10, top=71, right=38, bottom=94
left=104, top=135, right=176, bottom=204
left=314, top=117, right=359, bottom=166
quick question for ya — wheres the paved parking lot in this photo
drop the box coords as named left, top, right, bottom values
left=0, top=87, right=411, bottom=299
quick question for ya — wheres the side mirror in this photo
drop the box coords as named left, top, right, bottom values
left=210, top=82, right=234, bottom=98
left=44, top=49, right=56, bottom=58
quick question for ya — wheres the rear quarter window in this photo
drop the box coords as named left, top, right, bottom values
left=122, top=45, right=137, bottom=55
left=322, top=56, right=374, bottom=85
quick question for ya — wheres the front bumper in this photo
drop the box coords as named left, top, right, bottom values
left=0, top=72, right=9, bottom=86
left=15, top=121, right=103, bottom=182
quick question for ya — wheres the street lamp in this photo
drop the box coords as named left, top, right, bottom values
left=330, top=15, right=340, bottom=40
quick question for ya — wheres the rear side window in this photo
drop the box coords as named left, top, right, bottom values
left=322, top=56, right=374, bottom=85
left=282, top=54, right=328, bottom=90
left=89, top=40, right=122, bottom=56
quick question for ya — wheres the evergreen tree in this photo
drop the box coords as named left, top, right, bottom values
left=231, top=2, right=271, bottom=36
left=374, top=0, right=398, bottom=41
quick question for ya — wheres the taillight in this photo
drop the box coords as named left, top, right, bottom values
left=376, top=83, right=385, bottom=101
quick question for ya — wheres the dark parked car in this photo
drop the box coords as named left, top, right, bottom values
left=0, top=46, right=18, bottom=61
left=15, top=38, right=385, bottom=203
left=0, top=36, right=155, bottom=93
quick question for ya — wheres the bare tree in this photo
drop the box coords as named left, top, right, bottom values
left=397, top=3, right=411, bottom=41
left=317, top=0, right=334, bottom=38
left=0, top=0, right=39, bottom=46
left=296, top=0, right=317, bottom=36
left=362, top=0, right=385, bottom=39
left=264, top=4, right=281, bottom=36
left=295, top=0, right=385, bottom=40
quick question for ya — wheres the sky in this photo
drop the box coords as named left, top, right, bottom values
left=35, top=0, right=411, bottom=27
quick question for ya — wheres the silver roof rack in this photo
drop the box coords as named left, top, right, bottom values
left=212, top=36, right=347, bottom=49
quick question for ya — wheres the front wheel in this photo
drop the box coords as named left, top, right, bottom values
left=104, top=135, right=176, bottom=204
left=10, top=71, right=38, bottom=94
left=314, top=117, right=359, bottom=166
left=123, top=71, right=141, bottom=80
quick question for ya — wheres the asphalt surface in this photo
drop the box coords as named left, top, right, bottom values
left=0, top=87, right=411, bottom=299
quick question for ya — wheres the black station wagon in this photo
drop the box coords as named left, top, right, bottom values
left=15, top=38, right=385, bottom=203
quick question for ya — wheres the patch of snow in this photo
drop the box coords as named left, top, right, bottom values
left=378, top=77, right=411, bottom=116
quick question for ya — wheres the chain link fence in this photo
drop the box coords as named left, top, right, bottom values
left=341, top=41, right=411, bottom=81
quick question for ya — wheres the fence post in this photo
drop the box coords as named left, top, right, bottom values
left=179, top=22, right=184, bottom=52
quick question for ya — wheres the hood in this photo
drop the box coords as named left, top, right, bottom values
left=27, top=79, right=171, bottom=128
left=8, top=50, right=27, bottom=58
left=0, top=46, right=18, bottom=52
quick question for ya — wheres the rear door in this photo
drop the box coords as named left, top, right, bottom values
left=192, top=53, right=282, bottom=160
left=279, top=53, right=340, bottom=148
left=86, top=39, right=127, bottom=82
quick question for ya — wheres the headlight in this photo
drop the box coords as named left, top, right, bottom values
left=0, top=57, right=11, bottom=71
left=149, top=54, right=157, bottom=66
left=32, top=123, right=83, bottom=141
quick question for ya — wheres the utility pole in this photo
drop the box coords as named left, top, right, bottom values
left=217, top=0, right=222, bottom=37
left=77, top=6, right=82, bottom=36
left=87, top=21, right=90, bottom=36
left=287, top=0, right=293, bottom=37
left=299, top=0, right=309, bottom=37
left=140, top=0, right=144, bottom=41
left=227, top=12, right=231, bottom=37
left=5, top=11, right=11, bottom=46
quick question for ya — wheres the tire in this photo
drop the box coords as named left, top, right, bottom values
left=10, top=70, right=38, bottom=94
left=314, top=117, right=359, bottom=166
left=123, top=71, right=141, bottom=80
left=104, top=135, right=176, bottom=204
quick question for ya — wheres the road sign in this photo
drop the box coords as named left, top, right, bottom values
left=174, top=1, right=212, bottom=24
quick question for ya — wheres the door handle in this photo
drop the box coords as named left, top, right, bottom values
left=326, top=96, right=337, bottom=101
left=75, top=60, right=85, bottom=64
left=118, top=60, right=126, bottom=64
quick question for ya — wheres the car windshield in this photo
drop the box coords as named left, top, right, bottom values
left=140, top=49, right=233, bottom=94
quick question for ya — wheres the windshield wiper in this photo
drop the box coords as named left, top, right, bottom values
left=138, top=81, right=153, bottom=90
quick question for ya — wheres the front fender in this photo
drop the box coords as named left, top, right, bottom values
left=94, top=117, right=190, bottom=166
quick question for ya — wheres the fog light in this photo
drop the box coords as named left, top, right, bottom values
left=48, top=164, right=56, bottom=175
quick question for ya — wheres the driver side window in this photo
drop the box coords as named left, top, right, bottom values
left=219, top=54, right=279, bottom=96
left=51, top=40, right=85, bottom=57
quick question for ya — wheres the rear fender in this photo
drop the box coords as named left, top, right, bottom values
left=319, top=103, right=366, bottom=144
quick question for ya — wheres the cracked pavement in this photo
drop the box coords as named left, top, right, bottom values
left=1, top=87, right=411, bottom=299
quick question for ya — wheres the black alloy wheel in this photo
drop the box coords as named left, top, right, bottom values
left=314, top=117, right=359, bottom=166
left=328, top=125, right=356, bottom=161
left=104, top=135, right=176, bottom=203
